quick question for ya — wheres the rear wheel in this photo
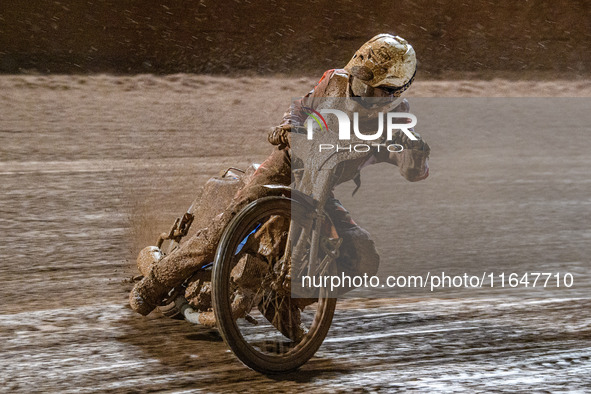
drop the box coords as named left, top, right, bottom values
left=212, top=196, right=336, bottom=374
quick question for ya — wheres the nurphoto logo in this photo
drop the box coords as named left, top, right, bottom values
left=304, top=107, right=417, bottom=153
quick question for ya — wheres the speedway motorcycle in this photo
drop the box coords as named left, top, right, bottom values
left=134, top=101, right=396, bottom=373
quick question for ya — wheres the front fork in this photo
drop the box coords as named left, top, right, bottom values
left=288, top=169, right=340, bottom=285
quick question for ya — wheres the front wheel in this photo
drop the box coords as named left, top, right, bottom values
left=212, top=196, right=337, bottom=374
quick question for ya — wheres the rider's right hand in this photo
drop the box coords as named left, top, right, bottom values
left=268, top=124, right=292, bottom=148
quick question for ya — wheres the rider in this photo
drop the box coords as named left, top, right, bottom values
left=129, top=33, right=430, bottom=315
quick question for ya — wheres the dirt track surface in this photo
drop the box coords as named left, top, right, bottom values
left=1, top=75, right=590, bottom=392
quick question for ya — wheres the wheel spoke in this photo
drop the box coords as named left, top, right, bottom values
left=212, top=197, right=337, bottom=373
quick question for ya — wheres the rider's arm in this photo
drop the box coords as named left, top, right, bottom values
left=268, top=70, right=336, bottom=147
left=280, top=69, right=336, bottom=127
left=374, top=99, right=430, bottom=181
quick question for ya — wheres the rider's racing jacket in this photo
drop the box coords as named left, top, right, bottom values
left=271, top=68, right=430, bottom=186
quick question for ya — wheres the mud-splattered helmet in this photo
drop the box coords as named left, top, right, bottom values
left=345, top=34, right=416, bottom=95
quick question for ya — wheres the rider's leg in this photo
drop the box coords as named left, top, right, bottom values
left=325, top=198, right=380, bottom=295
left=130, top=147, right=292, bottom=315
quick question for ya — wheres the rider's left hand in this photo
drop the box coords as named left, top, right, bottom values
left=391, top=130, right=430, bottom=153
left=268, top=124, right=292, bottom=149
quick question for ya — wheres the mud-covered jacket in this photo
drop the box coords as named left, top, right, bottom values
left=277, top=68, right=430, bottom=184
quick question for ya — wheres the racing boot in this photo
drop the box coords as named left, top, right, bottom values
left=129, top=271, right=170, bottom=316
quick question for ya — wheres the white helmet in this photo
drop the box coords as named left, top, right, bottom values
left=345, top=34, right=416, bottom=94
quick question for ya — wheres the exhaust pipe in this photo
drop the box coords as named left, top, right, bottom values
left=174, top=296, right=217, bottom=327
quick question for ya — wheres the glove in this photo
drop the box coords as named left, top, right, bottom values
left=268, top=124, right=292, bottom=148
left=391, top=130, right=430, bottom=154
